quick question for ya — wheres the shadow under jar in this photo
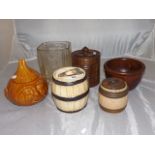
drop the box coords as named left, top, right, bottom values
left=37, top=41, right=72, bottom=82
left=104, top=57, right=145, bottom=90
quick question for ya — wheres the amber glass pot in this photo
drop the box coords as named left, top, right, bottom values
left=4, top=59, right=48, bottom=106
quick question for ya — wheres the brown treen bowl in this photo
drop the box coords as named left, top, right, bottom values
left=104, top=57, right=145, bottom=90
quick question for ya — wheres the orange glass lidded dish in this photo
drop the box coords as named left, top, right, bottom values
left=4, top=59, right=48, bottom=106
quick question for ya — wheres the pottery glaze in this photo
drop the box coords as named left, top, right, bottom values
left=72, top=47, right=100, bottom=87
left=4, top=59, right=48, bottom=106
left=104, top=57, right=145, bottom=90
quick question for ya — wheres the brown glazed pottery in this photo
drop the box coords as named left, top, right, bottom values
left=72, top=47, right=100, bottom=87
left=104, top=57, right=145, bottom=90
left=4, top=59, right=48, bottom=106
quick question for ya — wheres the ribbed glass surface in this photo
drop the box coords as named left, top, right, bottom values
left=37, top=41, right=72, bottom=81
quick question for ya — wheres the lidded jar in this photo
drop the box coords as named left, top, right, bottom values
left=4, top=59, right=48, bottom=106
left=51, top=66, right=89, bottom=112
left=99, top=78, right=128, bottom=113
left=72, top=47, right=100, bottom=87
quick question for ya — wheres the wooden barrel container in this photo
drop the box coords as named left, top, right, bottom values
left=51, top=66, right=89, bottom=112
left=72, top=47, right=100, bottom=87
left=99, top=78, right=128, bottom=113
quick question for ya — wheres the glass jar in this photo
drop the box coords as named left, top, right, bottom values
left=37, top=41, right=72, bottom=81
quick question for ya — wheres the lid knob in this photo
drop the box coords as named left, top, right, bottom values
left=82, top=47, right=89, bottom=53
left=81, top=47, right=91, bottom=56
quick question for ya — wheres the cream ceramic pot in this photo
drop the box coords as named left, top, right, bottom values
left=99, top=78, right=128, bottom=113
left=51, top=66, right=89, bottom=112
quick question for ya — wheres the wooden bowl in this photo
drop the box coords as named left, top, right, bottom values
left=104, top=57, right=145, bottom=90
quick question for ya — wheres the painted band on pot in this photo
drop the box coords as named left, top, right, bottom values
left=99, top=86, right=128, bottom=98
left=52, top=89, right=89, bottom=101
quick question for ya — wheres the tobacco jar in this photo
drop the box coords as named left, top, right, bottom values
left=99, top=78, right=128, bottom=113
left=72, top=47, right=100, bottom=87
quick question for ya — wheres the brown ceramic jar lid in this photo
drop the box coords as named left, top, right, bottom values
left=99, top=78, right=128, bottom=98
left=72, top=47, right=100, bottom=57
left=101, top=78, right=127, bottom=90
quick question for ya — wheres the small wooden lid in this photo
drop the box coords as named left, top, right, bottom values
left=72, top=47, right=100, bottom=58
left=99, top=78, right=128, bottom=98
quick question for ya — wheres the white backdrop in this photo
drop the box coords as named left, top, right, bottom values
left=12, top=19, right=155, bottom=60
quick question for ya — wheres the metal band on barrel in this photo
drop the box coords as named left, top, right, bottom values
left=99, top=86, right=128, bottom=98
left=52, top=89, right=89, bottom=101
left=52, top=75, right=87, bottom=86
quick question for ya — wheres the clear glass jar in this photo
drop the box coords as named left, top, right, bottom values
left=37, top=41, right=72, bottom=81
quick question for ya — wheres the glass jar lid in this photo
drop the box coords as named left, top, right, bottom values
left=37, top=41, right=71, bottom=51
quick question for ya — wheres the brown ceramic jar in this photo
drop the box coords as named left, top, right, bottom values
left=72, top=47, right=100, bottom=87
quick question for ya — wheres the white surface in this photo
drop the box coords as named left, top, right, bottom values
left=0, top=19, right=155, bottom=134
left=0, top=58, right=155, bottom=134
